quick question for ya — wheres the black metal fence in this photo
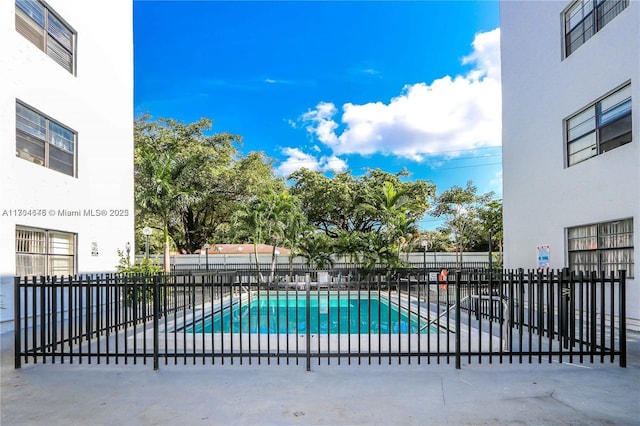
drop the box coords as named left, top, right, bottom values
left=14, top=268, right=626, bottom=370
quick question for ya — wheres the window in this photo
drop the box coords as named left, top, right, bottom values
left=16, top=101, right=76, bottom=177
left=566, top=83, right=631, bottom=167
left=564, top=0, right=628, bottom=57
left=568, top=218, right=634, bottom=278
left=16, top=227, right=76, bottom=277
left=15, top=0, right=75, bottom=73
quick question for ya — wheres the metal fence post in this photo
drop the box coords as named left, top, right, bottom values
left=14, top=277, right=21, bottom=369
left=153, top=274, right=160, bottom=371
left=560, top=269, right=570, bottom=349
left=619, top=270, right=626, bottom=368
left=306, top=273, right=311, bottom=372
left=455, top=271, right=461, bottom=370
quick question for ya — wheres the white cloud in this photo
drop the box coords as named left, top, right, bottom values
left=275, top=147, right=348, bottom=177
left=276, top=148, right=319, bottom=176
left=301, top=28, right=502, bottom=161
left=489, top=170, right=503, bottom=188
left=323, top=155, right=348, bottom=173
left=286, top=118, right=297, bottom=128
left=301, top=101, right=339, bottom=146
left=462, top=28, right=501, bottom=82
left=264, top=78, right=293, bottom=84
left=362, top=68, right=381, bottom=77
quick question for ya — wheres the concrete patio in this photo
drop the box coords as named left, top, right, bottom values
left=1, top=330, right=639, bottom=425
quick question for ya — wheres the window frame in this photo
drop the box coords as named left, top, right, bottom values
left=565, top=83, right=632, bottom=167
left=15, top=226, right=77, bottom=278
left=563, top=0, right=629, bottom=58
left=16, top=100, right=77, bottom=177
left=15, top=0, right=76, bottom=74
left=567, top=218, right=634, bottom=278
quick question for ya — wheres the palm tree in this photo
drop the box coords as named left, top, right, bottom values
left=333, top=229, right=366, bottom=265
left=232, top=189, right=305, bottom=283
left=279, top=201, right=309, bottom=282
left=232, top=200, right=269, bottom=282
left=360, top=181, right=419, bottom=270
left=298, top=232, right=334, bottom=270
left=136, top=149, right=195, bottom=272
left=265, top=191, right=299, bottom=282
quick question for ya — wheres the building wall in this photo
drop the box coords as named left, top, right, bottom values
left=501, top=1, right=639, bottom=326
left=0, top=0, right=134, bottom=330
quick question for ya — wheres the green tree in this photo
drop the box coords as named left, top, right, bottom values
left=333, top=229, right=367, bottom=264
left=289, top=169, right=362, bottom=236
left=479, top=199, right=504, bottom=267
left=298, top=231, right=334, bottom=270
left=289, top=168, right=434, bottom=269
left=419, top=230, right=453, bottom=253
left=290, top=168, right=434, bottom=238
left=431, top=180, right=494, bottom=266
left=135, top=146, right=195, bottom=271
left=264, top=190, right=305, bottom=281
left=134, top=114, right=282, bottom=262
left=231, top=197, right=269, bottom=281
left=231, top=189, right=304, bottom=282
left=362, top=180, right=420, bottom=267
left=115, top=249, right=162, bottom=304
left=278, top=197, right=310, bottom=280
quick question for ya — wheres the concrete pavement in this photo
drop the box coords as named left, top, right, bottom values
left=1, top=331, right=639, bottom=425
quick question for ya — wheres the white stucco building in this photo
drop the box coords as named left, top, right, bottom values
left=501, top=0, right=639, bottom=328
left=0, top=0, right=134, bottom=331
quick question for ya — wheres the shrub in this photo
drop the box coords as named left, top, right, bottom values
left=116, top=249, right=162, bottom=305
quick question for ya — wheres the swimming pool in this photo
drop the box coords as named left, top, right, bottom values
left=187, top=291, right=437, bottom=334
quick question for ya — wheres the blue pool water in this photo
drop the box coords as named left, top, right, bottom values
left=188, top=292, right=436, bottom=334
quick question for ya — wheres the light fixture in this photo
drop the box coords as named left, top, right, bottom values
left=142, top=227, right=152, bottom=259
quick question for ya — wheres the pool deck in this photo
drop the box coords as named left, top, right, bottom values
left=1, top=330, right=639, bottom=425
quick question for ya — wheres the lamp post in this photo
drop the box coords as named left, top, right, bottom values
left=203, top=243, right=210, bottom=270
left=125, top=241, right=131, bottom=265
left=142, top=227, right=152, bottom=260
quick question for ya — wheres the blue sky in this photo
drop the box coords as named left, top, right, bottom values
left=134, top=0, right=502, bottom=230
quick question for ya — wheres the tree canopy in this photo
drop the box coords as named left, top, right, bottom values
left=134, top=114, right=283, bottom=256
left=289, top=168, right=434, bottom=237
left=431, top=180, right=495, bottom=264
left=133, top=115, right=502, bottom=269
